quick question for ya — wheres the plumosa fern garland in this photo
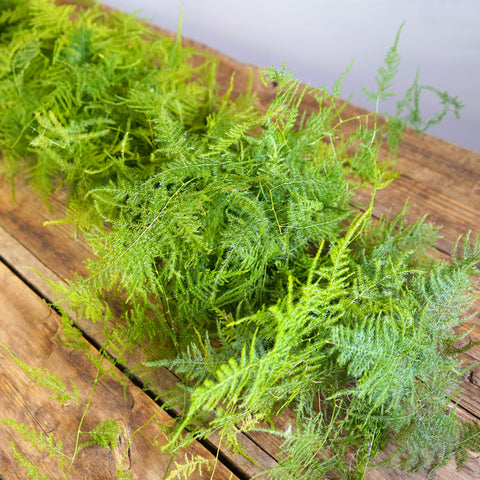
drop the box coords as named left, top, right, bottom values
left=1, top=0, right=479, bottom=478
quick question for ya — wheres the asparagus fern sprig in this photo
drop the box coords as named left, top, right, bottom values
left=0, top=0, right=478, bottom=478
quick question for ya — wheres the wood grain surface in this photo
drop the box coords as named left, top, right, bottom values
left=1, top=8, right=480, bottom=479
left=0, top=261, right=240, bottom=479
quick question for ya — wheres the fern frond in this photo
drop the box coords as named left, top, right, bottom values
left=164, top=454, right=217, bottom=480
left=396, top=67, right=464, bottom=132
left=80, top=418, right=122, bottom=451
left=10, top=442, right=51, bottom=480
left=1, top=344, right=80, bottom=404
left=0, top=418, right=65, bottom=468
left=363, top=22, right=404, bottom=107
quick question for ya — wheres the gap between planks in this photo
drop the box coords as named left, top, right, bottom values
left=2, top=218, right=480, bottom=480
left=0, top=257, right=243, bottom=480
left=0, top=226, right=277, bottom=479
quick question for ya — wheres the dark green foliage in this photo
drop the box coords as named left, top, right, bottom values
left=1, top=1, right=479, bottom=478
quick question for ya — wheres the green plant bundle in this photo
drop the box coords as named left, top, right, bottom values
left=0, top=0, right=478, bottom=478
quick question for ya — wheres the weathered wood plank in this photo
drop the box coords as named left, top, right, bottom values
left=0, top=225, right=277, bottom=478
left=355, top=131, right=480, bottom=255
left=0, top=260, right=240, bottom=479
left=0, top=178, right=90, bottom=280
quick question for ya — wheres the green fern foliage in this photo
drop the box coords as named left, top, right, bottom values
left=1, top=1, right=479, bottom=478
left=0, top=419, right=66, bottom=470
left=1, top=344, right=80, bottom=404
left=80, top=418, right=122, bottom=451
left=10, top=442, right=52, bottom=480
left=164, top=454, right=222, bottom=480
left=160, top=211, right=480, bottom=477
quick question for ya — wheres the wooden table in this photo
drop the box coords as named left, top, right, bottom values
left=1, top=23, right=480, bottom=480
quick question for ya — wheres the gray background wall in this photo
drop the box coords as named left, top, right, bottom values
left=101, top=0, right=480, bottom=153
